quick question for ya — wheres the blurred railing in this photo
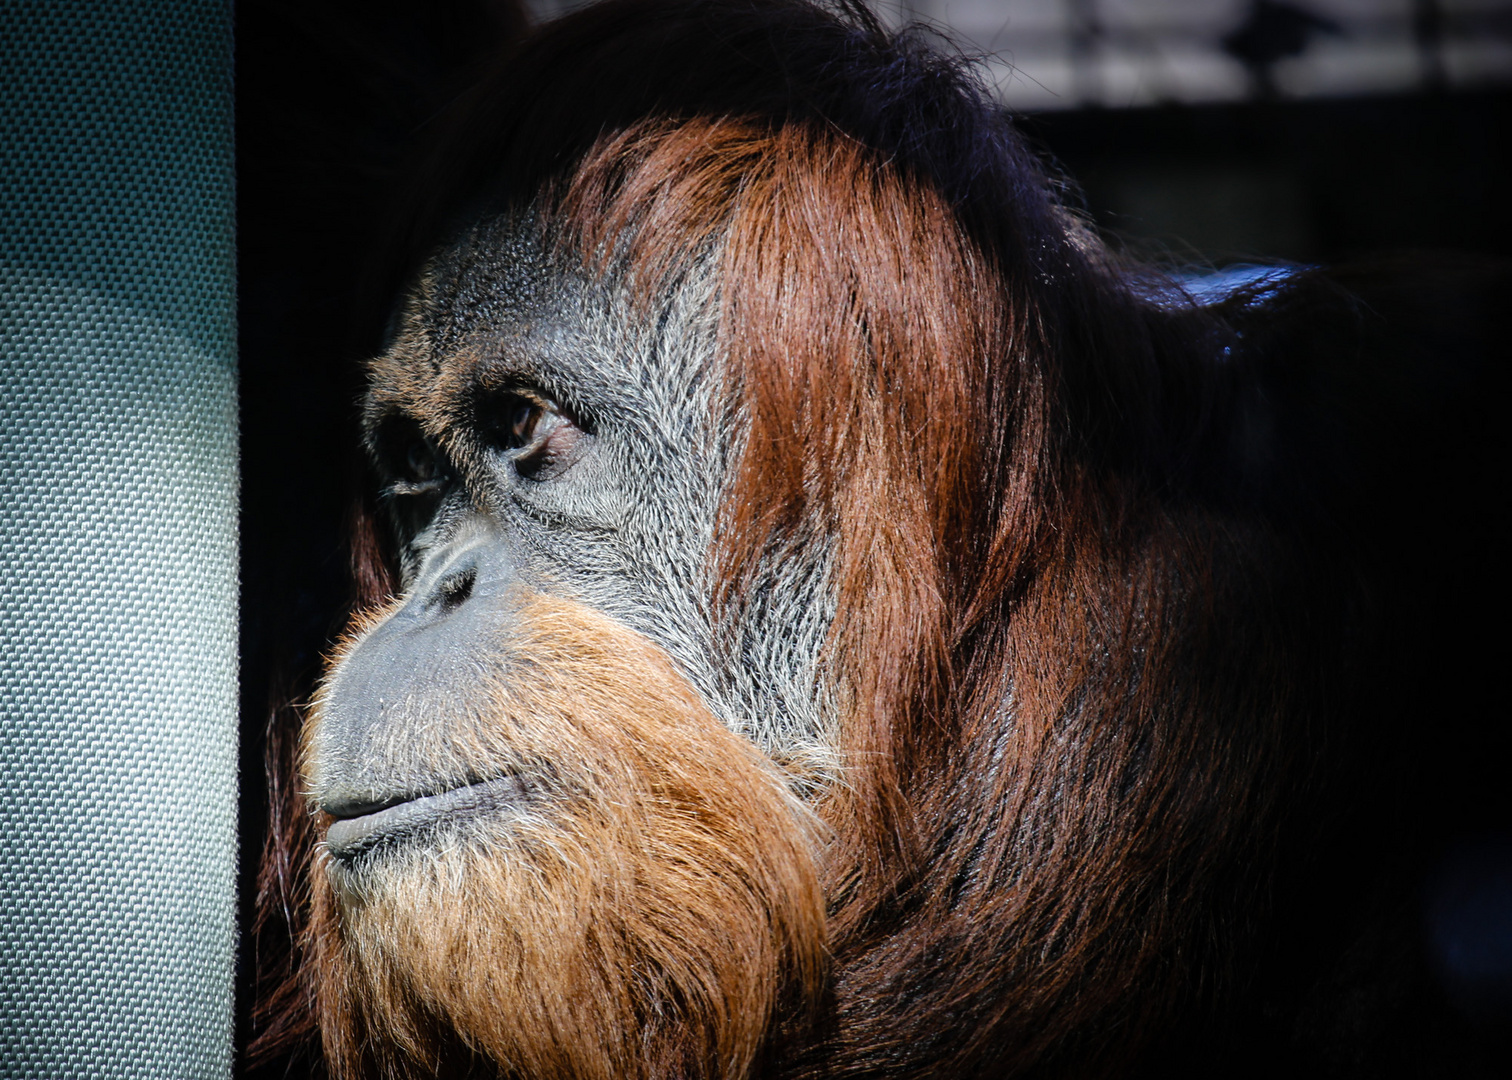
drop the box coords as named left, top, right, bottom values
left=525, top=0, right=1512, bottom=111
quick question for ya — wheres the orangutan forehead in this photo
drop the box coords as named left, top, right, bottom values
left=366, top=212, right=722, bottom=441
left=384, top=219, right=578, bottom=376
left=375, top=112, right=927, bottom=404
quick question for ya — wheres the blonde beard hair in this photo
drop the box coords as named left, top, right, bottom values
left=303, top=592, right=828, bottom=1080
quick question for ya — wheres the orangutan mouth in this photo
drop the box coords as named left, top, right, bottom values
left=322, top=777, right=526, bottom=859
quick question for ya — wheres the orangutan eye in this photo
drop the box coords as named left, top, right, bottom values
left=405, top=438, right=439, bottom=483
left=376, top=415, right=446, bottom=496
left=478, top=390, right=549, bottom=453
left=477, top=388, right=587, bottom=483
left=482, top=390, right=578, bottom=459
left=504, top=395, right=544, bottom=450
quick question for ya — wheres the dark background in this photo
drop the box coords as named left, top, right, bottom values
left=234, top=0, right=1511, bottom=1064
left=1024, top=90, right=1509, bottom=266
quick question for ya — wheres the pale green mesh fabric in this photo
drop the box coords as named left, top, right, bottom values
left=0, top=2, right=237, bottom=1076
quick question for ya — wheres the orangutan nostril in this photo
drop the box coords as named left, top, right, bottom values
left=436, top=567, right=475, bottom=612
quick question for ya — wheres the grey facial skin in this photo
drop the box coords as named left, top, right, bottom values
left=313, top=514, right=536, bottom=838
left=308, top=216, right=839, bottom=843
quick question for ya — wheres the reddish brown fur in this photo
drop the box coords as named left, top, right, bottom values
left=562, top=116, right=1018, bottom=914
left=559, top=118, right=1322, bottom=1074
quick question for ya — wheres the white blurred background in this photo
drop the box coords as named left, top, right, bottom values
left=526, top=0, right=1512, bottom=111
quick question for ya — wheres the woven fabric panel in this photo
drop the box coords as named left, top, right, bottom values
left=0, top=2, right=237, bottom=1077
